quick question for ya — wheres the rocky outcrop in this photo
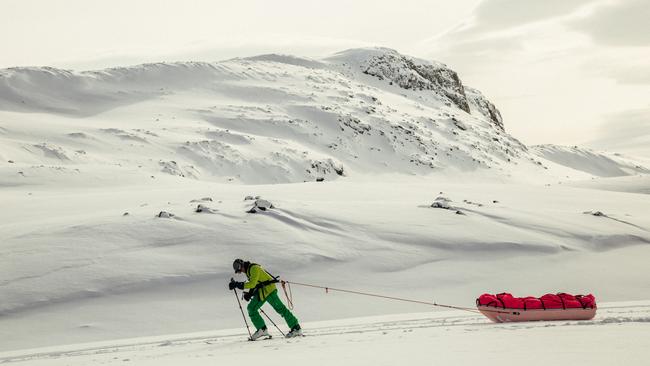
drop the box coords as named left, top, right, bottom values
left=329, top=48, right=508, bottom=132
left=358, top=49, right=470, bottom=113
left=465, top=87, right=504, bottom=131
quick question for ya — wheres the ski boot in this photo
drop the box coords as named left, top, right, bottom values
left=249, top=327, right=270, bottom=341
left=286, top=324, right=303, bottom=338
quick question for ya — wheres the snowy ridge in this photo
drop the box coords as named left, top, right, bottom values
left=0, top=62, right=234, bottom=115
left=531, top=144, right=650, bottom=177
left=241, top=53, right=326, bottom=69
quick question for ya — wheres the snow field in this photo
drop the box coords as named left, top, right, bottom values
left=1, top=302, right=649, bottom=366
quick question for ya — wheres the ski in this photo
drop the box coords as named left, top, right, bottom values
left=244, top=333, right=307, bottom=342
left=248, top=335, right=272, bottom=341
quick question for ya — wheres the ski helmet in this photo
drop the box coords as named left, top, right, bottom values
left=233, top=259, right=244, bottom=273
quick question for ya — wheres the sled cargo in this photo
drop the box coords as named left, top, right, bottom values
left=477, top=293, right=597, bottom=323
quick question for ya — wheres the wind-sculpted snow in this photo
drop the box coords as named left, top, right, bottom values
left=242, top=54, right=326, bottom=69
left=0, top=62, right=241, bottom=115
left=1, top=179, right=649, bottom=322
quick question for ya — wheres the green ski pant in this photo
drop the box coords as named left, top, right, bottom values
left=247, top=289, right=299, bottom=330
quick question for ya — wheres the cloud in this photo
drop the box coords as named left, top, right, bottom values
left=427, top=0, right=598, bottom=67
left=420, top=0, right=650, bottom=148
left=611, top=64, right=650, bottom=85
left=454, top=0, right=595, bottom=36
left=588, top=106, right=650, bottom=157
left=51, top=35, right=372, bottom=71
left=431, top=34, right=526, bottom=71
left=571, top=46, right=650, bottom=86
left=425, top=11, right=650, bottom=146
left=568, top=0, right=650, bottom=47
left=590, top=57, right=650, bottom=85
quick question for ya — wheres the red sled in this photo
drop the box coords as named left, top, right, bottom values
left=476, top=292, right=597, bottom=323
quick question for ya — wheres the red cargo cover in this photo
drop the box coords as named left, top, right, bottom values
left=477, top=293, right=596, bottom=310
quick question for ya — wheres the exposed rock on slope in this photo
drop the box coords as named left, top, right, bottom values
left=465, top=87, right=504, bottom=131
left=328, top=48, right=470, bottom=113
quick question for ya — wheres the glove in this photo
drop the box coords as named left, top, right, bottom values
left=243, top=291, right=253, bottom=302
left=228, top=280, right=244, bottom=290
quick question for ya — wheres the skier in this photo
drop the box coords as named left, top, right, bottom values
left=229, top=259, right=302, bottom=340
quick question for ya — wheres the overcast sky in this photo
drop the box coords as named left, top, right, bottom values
left=1, top=0, right=648, bottom=151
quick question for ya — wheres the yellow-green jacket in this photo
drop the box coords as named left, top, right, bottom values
left=244, top=263, right=277, bottom=301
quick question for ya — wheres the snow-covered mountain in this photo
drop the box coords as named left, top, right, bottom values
left=1, top=48, right=649, bottom=354
left=2, top=47, right=646, bottom=185
left=0, top=48, right=545, bottom=186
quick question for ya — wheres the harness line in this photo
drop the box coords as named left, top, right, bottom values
left=280, top=280, right=514, bottom=315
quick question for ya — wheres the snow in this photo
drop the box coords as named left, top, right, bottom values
left=1, top=177, right=649, bottom=353
left=530, top=144, right=650, bottom=177
left=1, top=302, right=649, bottom=365
left=1, top=47, right=649, bottom=362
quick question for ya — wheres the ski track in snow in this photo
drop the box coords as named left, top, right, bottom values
left=1, top=303, right=649, bottom=365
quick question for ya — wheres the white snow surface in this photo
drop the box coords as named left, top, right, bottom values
left=1, top=302, right=649, bottom=366
left=1, top=48, right=649, bottom=361
left=530, top=144, right=650, bottom=177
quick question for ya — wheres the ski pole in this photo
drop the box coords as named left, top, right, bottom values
left=260, top=309, right=286, bottom=337
left=232, top=280, right=252, bottom=339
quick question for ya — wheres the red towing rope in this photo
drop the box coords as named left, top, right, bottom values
left=280, top=280, right=514, bottom=315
